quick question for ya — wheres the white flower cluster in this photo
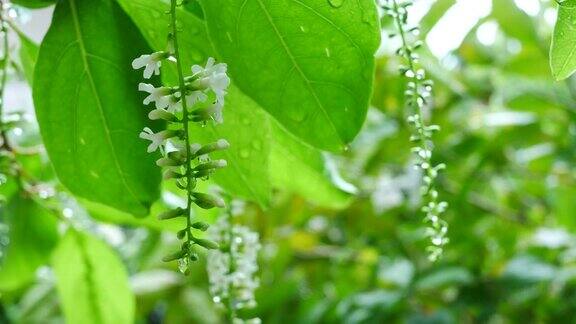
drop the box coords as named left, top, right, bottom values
left=134, top=55, right=231, bottom=155
left=207, top=215, right=261, bottom=323
left=382, top=0, right=449, bottom=262
left=132, top=51, right=231, bottom=271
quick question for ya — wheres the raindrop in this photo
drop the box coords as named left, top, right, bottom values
left=252, top=140, right=262, bottom=150
left=325, top=47, right=331, bottom=58
left=239, top=149, right=250, bottom=158
left=299, top=25, right=308, bottom=33
left=328, top=0, right=344, bottom=8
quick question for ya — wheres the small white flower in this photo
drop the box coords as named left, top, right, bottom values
left=132, top=52, right=167, bottom=79
left=138, top=83, right=171, bottom=109
left=185, top=91, right=208, bottom=107
left=166, top=95, right=182, bottom=113
left=148, top=108, right=176, bottom=121
left=210, top=101, right=224, bottom=124
left=139, top=127, right=176, bottom=153
left=190, top=57, right=230, bottom=103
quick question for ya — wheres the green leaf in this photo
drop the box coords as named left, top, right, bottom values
left=117, top=0, right=271, bottom=206
left=33, top=0, right=161, bottom=216
left=11, top=0, right=55, bottom=8
left=420, top=0, right=455, bottom=35
left=270, top=122, right=353, bottom=208
left=52, top=230, right=135, bottom=324
left=188, top=87, right=272, bottom=206
left=551, top=0, right=576, bottom=80
left=17, top=32, right=39, bottom=85
left=199, top=0, right=380, bottom=151
left=492, top=0, right=537, bottom=43
left=0, top=195, right=58, bottom=292
left=82, top=199, right=186, bottom=233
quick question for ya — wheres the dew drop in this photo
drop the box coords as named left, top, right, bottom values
left=178, top=258, right=189, bottom=274
left=299, top=25, right=308, bottom=33
left=252, top=140, right=262, bottom=150
left=239, top=149, right=250, bottom=158
left=325, top=47, right=331, bottom=58
left=328, top=0, right=344, bottom=8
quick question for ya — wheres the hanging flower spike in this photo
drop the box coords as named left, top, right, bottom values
left=138, top=83, right=173, bottom=109
left=139, top=127, right=180, bottom=153
left=132, top=51, right=169, bottom=79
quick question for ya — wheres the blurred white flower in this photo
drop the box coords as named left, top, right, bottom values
left=207, top=216, right=260, bottom=317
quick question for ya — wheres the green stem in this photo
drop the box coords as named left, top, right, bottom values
left=391, top=0, right=436, bottom=198
left=0, top=0, right=10, bottom=147
left=169, top=0, right=194, bottom=243
left=225, top=200, right=237, bottom=323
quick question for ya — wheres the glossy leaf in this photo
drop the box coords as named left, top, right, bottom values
left=33, top=0, right=161, bottom=216
left=270, top=122, right=353, bottom=208
left=551, top=0, right=576, bottom=80
left=117, top=0, right=271, bottom=206
left=188, top=87, right=272, bottom=207
left=200, top=0, right=381, bottom=151
left=17, top=31, right=39, bottom=84
left=52, top=230, right=135, bottom=324
left=0, top=195, right=58, bottom=292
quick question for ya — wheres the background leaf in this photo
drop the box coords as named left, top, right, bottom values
left=33, top=0, right=161, bottom=216
left=551, top=0, right=576, bottom=80
left=51, top=230, right=135, bottom=324
left=199, top=0, right=381, bottom=151
left=16, top=31, right=39, bottom=84
left=0, top=195, right=58, bottom=292
left=270, top=121, right=353, bottom=208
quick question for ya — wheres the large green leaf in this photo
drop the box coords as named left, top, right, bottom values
left=551, top=0, right=576, bottom=80
left=52, top=230, right=135, bottom=324
left=188, top=87, right=272, bottom=207
left=117, top=0, right=271, bottom=206
left=0, top=196, right=58, bottom=292
left=33, top=0, right=161, bottom=216
left=200, top=0, right=380, bottom=151
left=270, top=122, right=353, bottom=208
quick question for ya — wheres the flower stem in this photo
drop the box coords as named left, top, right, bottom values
left=388, top=0, right=448, bottom=261
left=0, top=0, right=10, bottom=147
left=169, top=0, right=194, bottom=243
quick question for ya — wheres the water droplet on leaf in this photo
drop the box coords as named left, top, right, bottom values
left=239, top=149, right=250, bottom=158
left=328, top=0, right=344, bottom=8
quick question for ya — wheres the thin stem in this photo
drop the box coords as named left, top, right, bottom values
left=224, top=200, right=237, bottom=323
left=169, top=0, right=194, bottom=243
left=391, top=0, right=434, bottom=193
left=0, top=0, right=10, bottom=147
left=388, top=0, right=448, bottom=260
